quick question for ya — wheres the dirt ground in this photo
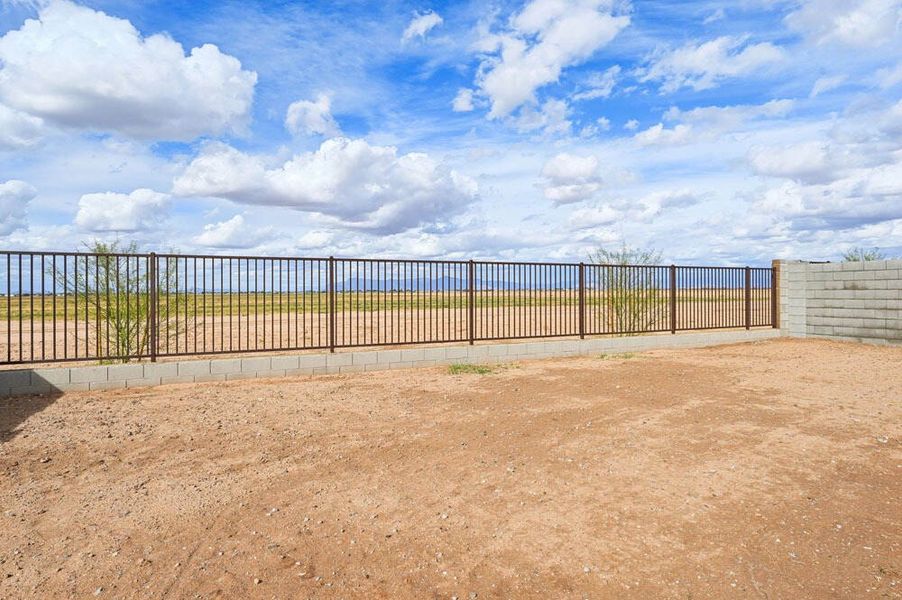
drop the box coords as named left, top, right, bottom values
left=1, top=338, right=899, bottom=599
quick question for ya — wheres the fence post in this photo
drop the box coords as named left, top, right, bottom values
left=744, top=266, right=751, bottom=330
left=669, top=264, right=677, bottom=334
left=149, top=252, right=157, bottom=362
left=771, top=261, right=779, bottom=329
left=468, top=260, right=475, bottom=345
left=328, top=256, right=336, bottom=352
left=578, top=262, right=585, bottom=339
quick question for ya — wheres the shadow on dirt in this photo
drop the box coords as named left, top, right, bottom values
left=0, top=372, right=64, bottom=444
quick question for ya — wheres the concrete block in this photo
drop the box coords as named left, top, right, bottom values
left=29, top=368, right=70, bottom=386
left=376, top=349, right=401, bottom=364
left=210, top=358, right=241, bottom=374
left=422, top=347, right=447, bottom=360
left=57, top=382, right=90, bottom=393
left=106, top=364, right=144, bottom=381
left=486, top=344, right=510, bottom=357
left=226, top=372, right=256, bottom=381
left=270, top=356, right=300, bottom=370
left=399, top=348, right=425, bottom=362
left=9, top=384, right=55, bottom=397
left=253, top=370, right=286, bottom=380
left=161, top=375, right=197, bottom=386
left=325, top=353, right=353, bottom=367
left=352, top=351, right=379, bottom=365
left=0, top=370, right=33, bottom=388
left=193, top=373, right=227, bottom=383
left=142, top=362, right=178, bottom=379
left=69, top=365, right=108, bottom=384
left=297, top=354, right=327, bottom=368
left=125, top=377, right=161, bottom=389
left=89, top=380, right=126, bottom=391
left=444, top=346, right=469, bottom=359
left=177, top=360, right=211, bottom=377
left=338, top=364, right=366, bottom=374
left=283, top=368, right=315, bottom=378
left=240, top=356, right=271, bottom=373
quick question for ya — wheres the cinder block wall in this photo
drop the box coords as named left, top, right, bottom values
left=0, top=329, right=780, bottom=397
left=775, top=259, right=902, bottom=344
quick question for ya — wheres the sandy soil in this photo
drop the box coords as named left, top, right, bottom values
left=1, top=338, right=899, bottom=598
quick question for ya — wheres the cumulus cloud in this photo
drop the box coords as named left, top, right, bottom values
left=285, top=94, right=341, bottom=136
left=514, top=98, right=572, bottom=136
left=635, top=99, right=794, bottom=146
left=748, top=141, right=836, bottom=184
left=75, top=188, right=170, bottom=232
left=0, top=0, right=256, bottom=140
left=809, top=75, right=847, bottom=97
left=402, top=10, right=443, bottom=43
left=0, top=180, right=36, bottom=235
left=752, top=162, right=902, bottom=232
left=639, top=35, right=784, bottom=93
left=173, top=138, right=479, bottom=234
left=785, top=0, right=902, bottom=47
left=194, top=215, right=272, bottom=249
left=573, top=65, right=621, bottom=101
left=568, top=204, right=620, bottom=229
left=540, top=153, right=602, bottom=204
left=0, top=104, right=44, bottom=150
left=452, top=88, right=475, bottom=112
left=475, top=0, right=629, bottom=118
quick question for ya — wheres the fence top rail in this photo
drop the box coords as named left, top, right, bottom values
left=0, top=249, right=773, bottom=271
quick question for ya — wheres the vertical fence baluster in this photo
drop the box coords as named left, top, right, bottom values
left=744, top=266, right=751, bottom=330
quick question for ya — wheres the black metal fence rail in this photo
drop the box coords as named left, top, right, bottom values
left=0, top=250, right=775, bottom=365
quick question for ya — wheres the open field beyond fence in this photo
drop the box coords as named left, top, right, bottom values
left=1, top=251, right=774, bottom=365
left=1, top=338, right=898, bottom=598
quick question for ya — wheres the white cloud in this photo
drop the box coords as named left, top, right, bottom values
left=0, top=104, right=44, bottom=150
left=0, top=0, right=256, bottom=140
left=703, top=8, right=726, bottom=24
left=285, top=93, right=341, bottom=137
left=749, top=141, right=836, bottom=183
left=809, top=75, right=847, bottom=97
left=785, top=0, right=902, bottom=47
left=540, top=152, right=602, bottom=204
left=452, top=88, right=475, bottom=112
left=568, top=204, right=620, bottom=229
left=573, top=65, right=621, bottom=101
left=475, top=0, right=629, bottom=118
left=634, top=123, right=693, bottom=146
left=402, top=10, right=443, bottom=43
left=0, top=179, right=36, bottom=235
left=875, top=62, right=902, bottom=88
left=173, top=138, right=479, bottom=234
left=75, top=188, right=170, bottom=232
left=514, top=98, right=572, bottom=136
left=624, top=119, right=639, bottom=130
left=639, top=35, right=784, bottom=93
left=635, top=99, right=795, bottom=146
left=194, top=215, right=271, bottom=249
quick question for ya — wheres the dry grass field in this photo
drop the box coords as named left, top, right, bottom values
left=1, top=289, right=772, bottom=365
left=2, top=338, right=898, bottom=598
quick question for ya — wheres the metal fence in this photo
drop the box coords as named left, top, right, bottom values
left=0, top=250, right=776, bottom=365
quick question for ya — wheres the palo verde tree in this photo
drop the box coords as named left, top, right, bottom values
left=49, top=240, right=182, bottom=362
left=588, top=245, right=665, bottom=335
left=841, top=247, right=887, bottom=262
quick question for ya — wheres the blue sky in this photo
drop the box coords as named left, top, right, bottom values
left=0, top=0, right=900, bottom=265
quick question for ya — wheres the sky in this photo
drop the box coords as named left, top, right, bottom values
left=0, top=0, right=900, bottom=266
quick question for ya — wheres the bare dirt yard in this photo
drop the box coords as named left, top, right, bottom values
left=1, top=338, right=900, bottom=598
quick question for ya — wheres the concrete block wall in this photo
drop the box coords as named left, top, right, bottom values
left=0, top=328, right=780, bottom=397
left=775, top=259, right=902, bottom=345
